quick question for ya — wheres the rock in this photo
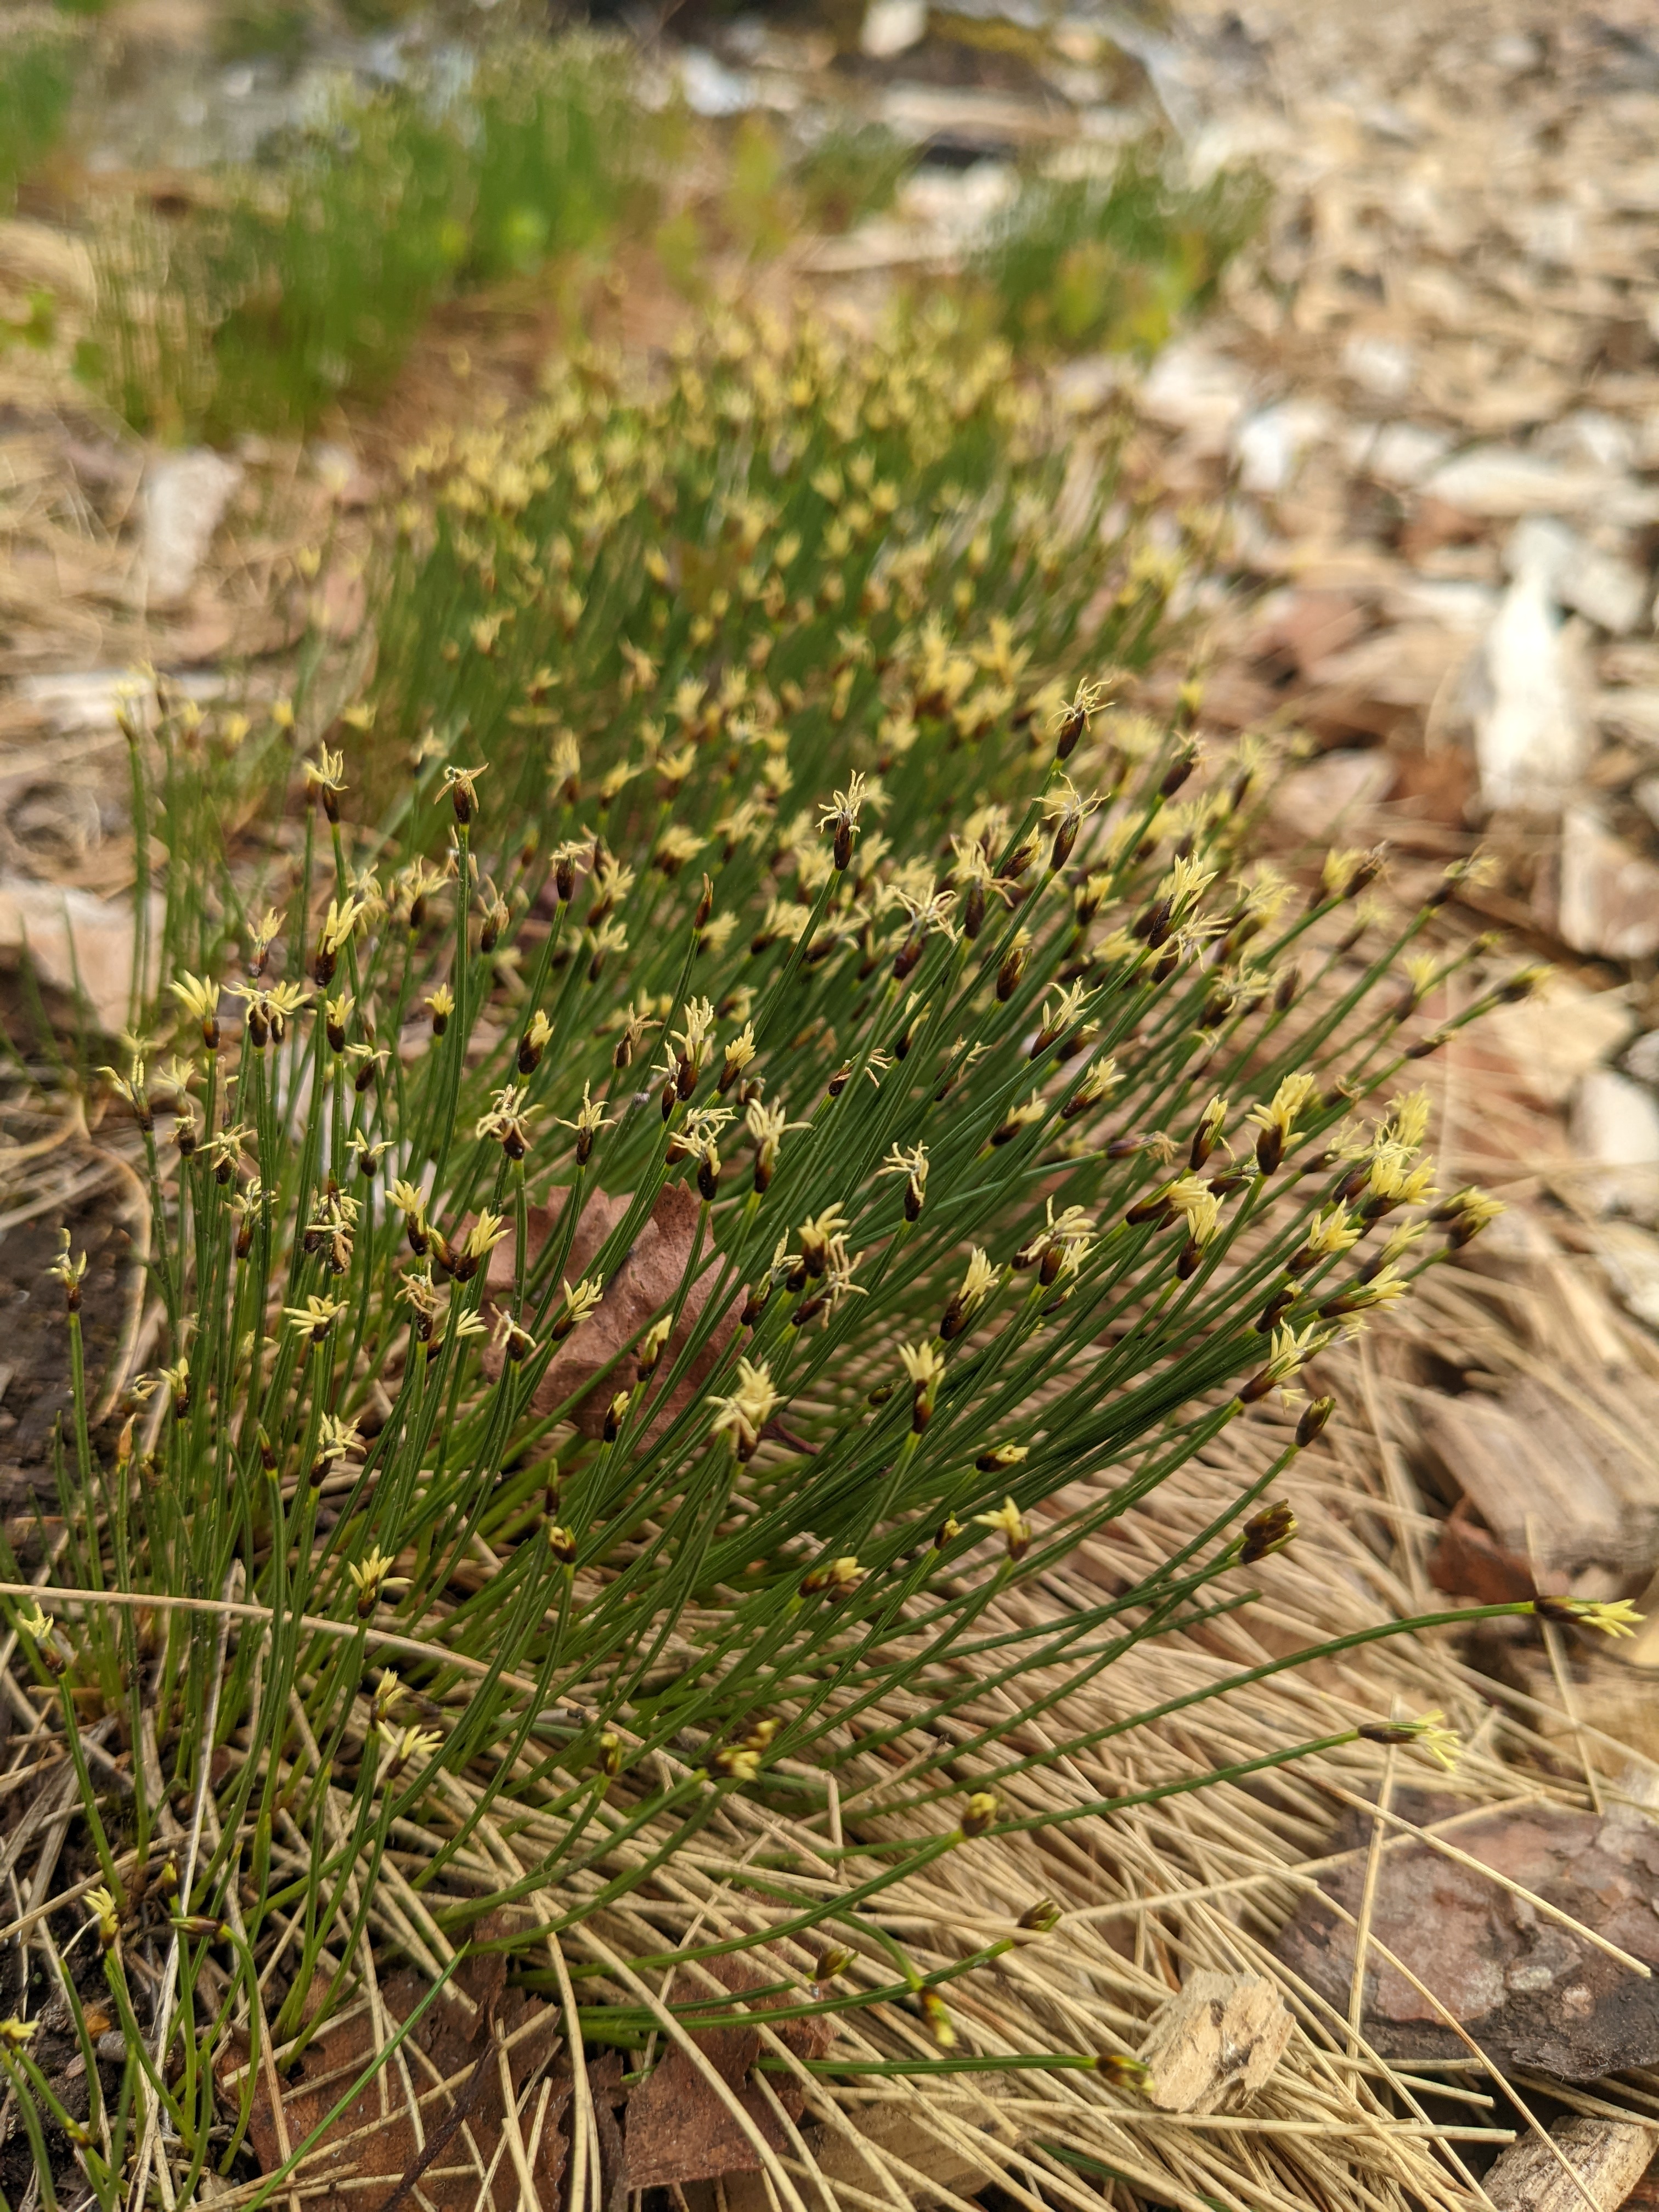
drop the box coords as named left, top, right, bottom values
left=1470, top=558, right=1589, bottom=813
left=673, top=48, right=754, bottom=117
left=1559, top=804, right=1659, bottom=962
left=1232, top=401, right=1330, bottom=496
left=141, top=449, right=243, bottom=608
left=860, top=0, right=927, bottom=59
left=0, top=876, right=157, bottom=1034
left=483, top=1181, right=740, bottom=1438
left=1051, top=353, right=1128, bottom=415
left=1273, top=1799, right=1659, bottom=2081
left=1137, top=340, right=1251, bottom=453
left=1572, top=1070, right=1659, bottom=1224
left=1424, top=447, right=1637, bottom=520
left=1598, top=692, right=1659, bottom=750
left=1355, top=420, right=1452, bottom=488
left=1137, top=1972, right=1293, bottom=2114
left=1483, top=2117, right=1656, bottom=2211
left=1627, top=1033, right=1659, bottom=1088
left=1414, top=1374, right=1659, bottom=1580
left=1340, top=331, right=1415, bottom=403
left=13, top=668, right=226, bottom=737
left=1506, top=517, right=1649, bottom=636
left=1481, top=976, right=1635, bottom=1107
left=1595, top=1220, right=1659, bottom=1332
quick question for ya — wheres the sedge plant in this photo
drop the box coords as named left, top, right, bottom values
left=77, top=40, right=644, bottom=444
left=7, top=308, right=1634, bottom=2203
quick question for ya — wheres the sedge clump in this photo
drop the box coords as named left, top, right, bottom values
left=7, top=309, right=1579, bottom=2198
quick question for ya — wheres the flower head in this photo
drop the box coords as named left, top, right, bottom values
left=377, top=1720, right=443, bottom=1780
left=440, top=761, right=488, bottom=823
left=1358, top=1710, right=1462, bottom=1772
left=284, top=1294, right=348, bottom=1342
left=710, top=1358, right=781, bottom=1459
left=1245, top=1073, right=1318, bottom=1175
left=1532, top=1596, right=1643, bottom=1639
left=973, top=1496, right=1031, bottom=1561
left=552, top=1277, right=605, bottom=1341
left=347, top=1545, right=409, bottom=1618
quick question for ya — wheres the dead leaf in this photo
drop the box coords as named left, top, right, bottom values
left=241, top=1926, right=560, bottom=2208
left=484, top=1182, right=740, bottom=1440
left=619, top=1955, right=829, bottom=2192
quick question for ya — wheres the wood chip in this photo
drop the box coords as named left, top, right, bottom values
left=1484, top=2116, right=1656, bottom=2211
left=1137, top=1971, right=1294, bottom=2114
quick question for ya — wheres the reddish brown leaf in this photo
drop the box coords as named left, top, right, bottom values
left=619, top=1956, right=830, bottom=2192
left=240, top=1930, right=560, bottom=2209
left=483, top=1182, right=739, bottom=1439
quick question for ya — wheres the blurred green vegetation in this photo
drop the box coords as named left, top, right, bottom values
left=0, top=13, right=81, bottom=210
left=792, top=120, right=914, bottom=234
left=67, top=15, right=1265, bottom=447
left=78, top=42, right=646, bottom=442
left=977, top=153, right=1267, bottom=354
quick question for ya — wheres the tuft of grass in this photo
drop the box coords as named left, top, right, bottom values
left=79, top=43, right=642, bottom=442
left=978, top=148, right=1267, bottom=355
left=81, top=92, right=467, bottom=441
left=462, top=38, right=646, bottom=285
left=7, top=309, right=1561, bottom=2204
left=0, top=11, right=80, bottom=211
left=792, top=119, right=915, bottom=234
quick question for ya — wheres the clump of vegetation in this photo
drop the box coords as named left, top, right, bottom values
left=0, top=11, right=80, bottom=211
left=80, top=41, right=642, bottom=441
left=80, top=93, right=467, bottom=441
left=978, top=149, right=1267, bottom=354
left=461, top=39, right=646, bottom=284
left=792, top=119, right=915, bottom=234
left=9, top=310, right=1602, bottom=2205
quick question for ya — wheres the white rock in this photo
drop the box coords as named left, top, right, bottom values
left=1505, top=516, right=1647, bottom=635
left=1051, top=353, right=1127, bottom=415
left=1357, top=420, right=1452, bottom=487
left=1572, top=1069, right=1659, bottom=1224
left=1597, top=690, right=1659, bottom=747
left=1482, top=975, right=1635, bottom=1107
left=860, top=0, right=928, bottom=58
left=1470, top=563, right=1589, bottom=812
left=1425, top=447, right=1615, bottom=517
left=1384, top=578, right=1499, bottom=631
left=896, top=162, right=1014, bottom=246
left=1232, top=400, right=1329, bottom=496
left=1539, top=410, right=1638, bottom=472
left=1636, top=775, right=1659, bottom=831
left=1138, top=340, right=1251, bottom=453
left=16, top=668, right=225, bottom=735
left=1341, top=331, right=1415, bottom=402
left=674, top=48, right=753, bottom=117
left=141, top=448, right=243, bottom=608
left=1268, top=749, right=1393, bottom=837
left=1626, top=1032, right=1659, bottom=1088
left=1558, top=802, right=1659, bottom=961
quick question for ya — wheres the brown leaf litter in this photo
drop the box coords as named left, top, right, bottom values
left=240, top=1928, right=563, bottom=2212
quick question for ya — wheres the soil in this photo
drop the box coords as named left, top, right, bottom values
left=0, top=1178, right=132, bottom=1505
